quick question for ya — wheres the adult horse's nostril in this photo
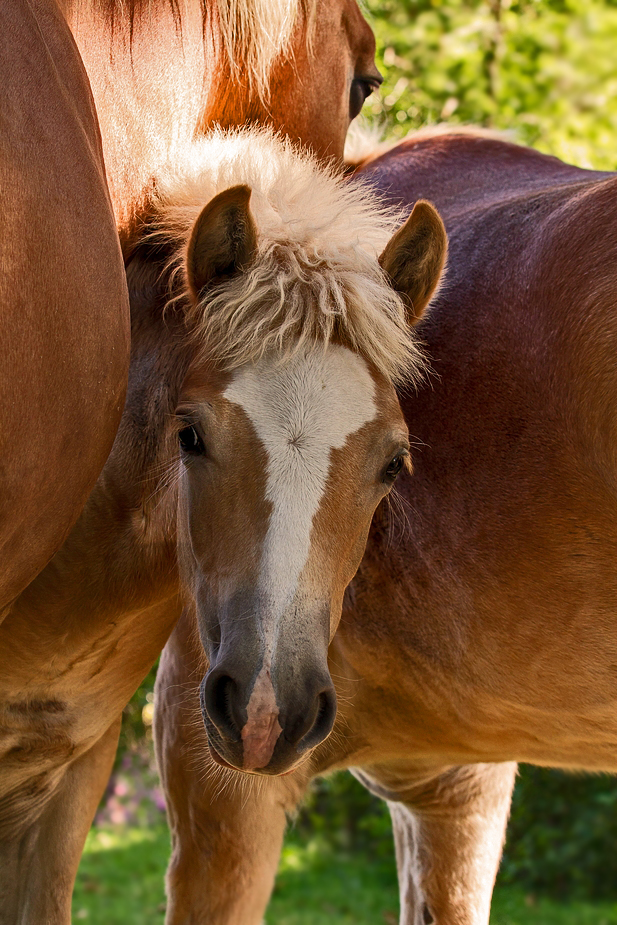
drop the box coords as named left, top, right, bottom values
left=287, top=685, right=337, bottom=753
left=202, top=671, right=242, bottom=742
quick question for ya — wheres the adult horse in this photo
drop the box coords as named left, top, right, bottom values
left=0, top=129, right=445, bottom=924
left=0, top=0, right=129, bottom=619
left=62, top=0, right=382, bottom=236
left=154, top=129, right=617, bottom=925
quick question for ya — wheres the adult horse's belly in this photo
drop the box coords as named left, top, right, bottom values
left=333, top=629, right=617, bottom=773
left=0, top=0, right=129, bottom=615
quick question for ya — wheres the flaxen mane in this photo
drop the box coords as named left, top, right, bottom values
left=68, top=0, right=316, bottom=98
left=149, top=128, right=427, bottom=385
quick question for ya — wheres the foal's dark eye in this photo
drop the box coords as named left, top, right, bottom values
left=384, top=452, right=407, bottom=482
left=349, top=77, right=381, bottom=120
left=178, top=425, right=205, bottom=456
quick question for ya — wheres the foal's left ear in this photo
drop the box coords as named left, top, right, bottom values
left=186, top=184, right=258, bottom=299
left=379, top=200, right=447, bottom=325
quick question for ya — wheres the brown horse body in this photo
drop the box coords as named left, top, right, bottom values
left=155, top=133, right=617, bottom=925
left=349, top=132, right=617, bottom=773
left=0, top=0, right=129, bottom=615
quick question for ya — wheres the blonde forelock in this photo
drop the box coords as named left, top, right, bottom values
left=146, top=127, right=427, bottom=386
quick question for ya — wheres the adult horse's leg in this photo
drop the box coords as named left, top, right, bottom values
left=155, top=612, right=310, bottom=925
left=354, top=763, right=516, bottom=925
left=0, top=716, right=121, bottom=925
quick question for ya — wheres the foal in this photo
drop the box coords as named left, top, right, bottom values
left=0, top=129, right=445, bottom=924
left=156, top=129, right=617, bottom=925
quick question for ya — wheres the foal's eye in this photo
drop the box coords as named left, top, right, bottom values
left=178, top=425, right=205, bottom=456
left=384, top=452, right=407, bottom=482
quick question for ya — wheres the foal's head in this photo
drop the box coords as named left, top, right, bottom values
left=147, top=130, right=446, bottom=775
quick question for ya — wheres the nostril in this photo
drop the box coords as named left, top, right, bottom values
left=297, top=686, right=337, bottom=752
left=202, top=672, right=242, bottom=742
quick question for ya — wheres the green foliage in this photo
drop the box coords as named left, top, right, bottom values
left=292, top=772, right=393, bottom=857
left=499, top=766, right=617, bottom=900
left=115, top=662, right=158, bottom=764
left=364, top=0, right=617, bottom=168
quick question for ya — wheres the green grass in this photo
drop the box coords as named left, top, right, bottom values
left=73, top=827, right=169, bottom=924
left=72, top=824, right=617, bottom=924
left=268, top=838, right=399, bottom=924
left=491, top=891, right=617, bottom=925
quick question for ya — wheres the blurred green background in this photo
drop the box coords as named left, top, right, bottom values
left=364, top=0, right=617, bottom=169
left=73, top=2, right=617, bottom=921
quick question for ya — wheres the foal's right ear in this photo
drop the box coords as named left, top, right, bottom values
left=379, top=200, right=447, bottom=326
left=186, top=185, right=258, bottom=299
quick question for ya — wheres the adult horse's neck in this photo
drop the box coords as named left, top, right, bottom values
left=65, top=1, right=210, bottom=235
left=62, top=0, right=377, bottom=240
left=62, top=0, right=313, bottom=237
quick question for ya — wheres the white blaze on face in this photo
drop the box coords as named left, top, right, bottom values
left=224, top=344, right=377, bottom=767
left=224, top=345, right=377, bottom=623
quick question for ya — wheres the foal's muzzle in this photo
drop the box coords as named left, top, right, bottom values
left=200, top=663, right=337, bottom=775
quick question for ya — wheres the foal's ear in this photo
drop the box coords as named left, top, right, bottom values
left=379, top=200, right=447, bottom=325
left=186, top=185, right=258, bottom=299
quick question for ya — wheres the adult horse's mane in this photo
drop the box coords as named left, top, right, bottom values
left=143, top=129, right=425, bottom=384
left=67, top=0, right=316, bottom=97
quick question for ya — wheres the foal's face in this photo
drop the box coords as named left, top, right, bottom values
left=177, top=347, right=409, bottom=774
left=169, top=183, right=446, bottom=776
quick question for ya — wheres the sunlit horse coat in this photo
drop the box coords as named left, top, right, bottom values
left=62, top=0, right=381, bottom=235
left=0, top=0, right=129, bottom=615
